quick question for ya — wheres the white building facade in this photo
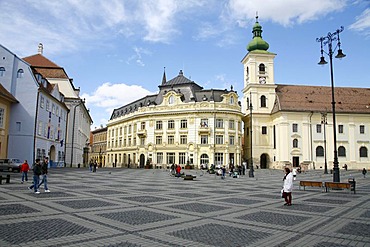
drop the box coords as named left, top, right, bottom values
left=242, top=18, right=370, bottom=171
left=107, top=70, right=244, bottom=169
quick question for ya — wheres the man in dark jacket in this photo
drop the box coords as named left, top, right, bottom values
left=28, top=159, right=42, bottom=194
left=38, top=157, right=50, bottom=192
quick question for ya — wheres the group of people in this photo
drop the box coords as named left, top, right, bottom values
left=170, top=164, right=183, bottom=177
left=20, top=157, right=50, bottom=194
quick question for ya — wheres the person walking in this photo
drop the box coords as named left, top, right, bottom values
left=28, top=159, right=42, bottom=194
left=282, top=167, right=293, bottom=206
left=38, top=157, right=50, bottom=192
left=362, top=168, right=367, bottom=178
left=221, top=165, right=226, bottom=179
left=20, top=160, right=30, bottom=183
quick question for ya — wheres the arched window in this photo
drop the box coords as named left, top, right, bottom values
left=0, top=67, right=5, bottom=77
left=338, top=146, right=346, bottom=157
left=230, top=96, right=234, bottom=104
left=293, top=139, right=298, bottom=148
left=259, top=63, right=265, bottom=73
left=200, top=154, right=209, bottom=166
left=17, top=69, right=24, bottom=78
left=260, top=95, right=266, bottom=107
left=316, top=146, right=324, bottom=157
left=360, top=146, right=368, bottom=157
left=168, top=95, right=174, bottom=105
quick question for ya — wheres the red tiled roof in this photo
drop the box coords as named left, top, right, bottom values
left=23, top=54, right=69, bottom=79
left=23, top=54, right=60, bottom=68
left=273, top=84, right=370, bottom=114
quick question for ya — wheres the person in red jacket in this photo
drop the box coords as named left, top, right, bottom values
left=20, top=160, right=30, bottom=183
left=175, top=164, right=182, bottom=177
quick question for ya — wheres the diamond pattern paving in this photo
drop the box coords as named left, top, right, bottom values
left=280, top=204, right=334, bottom=213
left=0, top=204, right=39, bottom=216
left=337, top=222, right=370, bottom=237
left=122, top=195, right=171, bottom=203
left=88, top=190, right=126, bottom=195
left=314, top=242, right=354, bottom=247
left=169, top=202, right=229, bottom=213
left=57, top=199, right=117, bottom=209
left=237, top=211, right=310, bottom=226
left=0, top=218, right=93, bottom=245
left=304, top=198, right=350, bottom=204
left=99, top=210, right=179, bottom=225
left=217, top=197, right=264, bottom=205
left=168, top=223, right=270, bottom=247
left=360, top=210, right=370, bottom=218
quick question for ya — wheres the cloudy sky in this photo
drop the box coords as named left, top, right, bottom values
left=0, top=0, right=369, bottom=129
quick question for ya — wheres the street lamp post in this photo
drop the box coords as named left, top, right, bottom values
left=249, top=92, right=254, bottom=178
left=317, top=26, right=346, bottom=182
left=321, top=113, right=328, bottom=174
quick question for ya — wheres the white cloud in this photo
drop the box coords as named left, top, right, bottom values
left=81, top=82, right=155, bottom=128
left=225, top=0, right=347, bottom=26
left=349, top=8, right=370, bottom=36
left=126, top=47, right=152, bottom=66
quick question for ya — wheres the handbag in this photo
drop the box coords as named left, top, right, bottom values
left=281, top=189, right=285, bottom=198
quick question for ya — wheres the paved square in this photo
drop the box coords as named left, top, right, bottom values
left=0, top=168, right=369, bottom=246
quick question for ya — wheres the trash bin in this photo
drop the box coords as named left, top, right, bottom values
left=348, top=178, right=356, bottom=194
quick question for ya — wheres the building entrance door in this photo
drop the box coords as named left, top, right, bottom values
left=293, top=156, right=299, bottom=167
left=140, top=154, right=145, bottom=168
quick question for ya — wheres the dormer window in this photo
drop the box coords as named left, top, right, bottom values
left=259, top=63, right=265, bottom=74
left=17, top=69, right=24, bottom=78
left=230, top=96, right=235, bottom=104
left=169, top=95, right=174, bottom=105
left=202, top=95, right=207, bottom=101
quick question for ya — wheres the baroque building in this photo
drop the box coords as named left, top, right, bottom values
left=90, top=126, right=107, bottom=167
left=23, top=44, right=93, bottom=167
left=107, top=70, right=243, bottom=168
left=242, top=17, right=370, bottom=171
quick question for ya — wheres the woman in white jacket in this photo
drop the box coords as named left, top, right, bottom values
left=282, top=167, right=293, bottom=206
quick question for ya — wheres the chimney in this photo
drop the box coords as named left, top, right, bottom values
left=38, top=43, right=43, bottom=54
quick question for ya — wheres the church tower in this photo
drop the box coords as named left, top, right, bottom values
left=242, top=16, right=277, bottom=169
left=242, top=16, right=276, bottom=114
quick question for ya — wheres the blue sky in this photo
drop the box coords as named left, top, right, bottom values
left=0, top=0, right=369, bottom=129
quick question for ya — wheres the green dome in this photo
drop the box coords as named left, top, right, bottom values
left=247, top=18, right=269, bottom=52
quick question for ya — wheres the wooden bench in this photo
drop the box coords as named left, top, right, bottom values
left=299, top=181, right=323, bottom=191
left=0, top=174, right=10, bottom=184
left=183, top=175, right=196, bottom=180
left=325, top=182, right=354, bottom=193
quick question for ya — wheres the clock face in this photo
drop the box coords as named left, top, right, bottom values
left=259, top=77, right=266, bottom=84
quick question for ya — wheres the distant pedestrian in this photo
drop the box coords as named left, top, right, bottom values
left=292, top=168, right=297, bottom=181
left=343, top=164, right=348, bottom=171
left=282, top=167, right=293, bottom=206
left=38, top=157, right=50, bottom=192
left=175, top=164, right=181, bottom=177
left=242, top=163, right=246, bottom=175
left=89, top=162, right=93, bottom=172
left=28, top=159, right=42, bottom=194
left=362, top=168, right=367, bottom=178
left=221, top=166, right=226, bottom=179
left=93, top=161, right=97, bottom=172
left=20, top=160, right=30, bottom=183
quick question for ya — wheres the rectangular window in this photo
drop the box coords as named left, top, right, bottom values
left=181, top=119, right=187, bottom=128
left=200, top=119, right=208, bottom=127
left=168, top=135, right=174, bottom=144
left=229, top=120, right=235, bottom=130
left=215, top=135, right=223, bottom=144
left=292, top=123, right=298, bottom=132
left=216, top=119, right=224, bottom=128
left=316, top=124, right=322, bottom=133
left=52, top=104, right=55, bottom=114
left=0, top=107, right=4, bottom=128
left=156, top=121, right=163, bottom=130
left=156, top=136, right=162, bottom=145
left=133, top=137, right=136, bottom=146
left=360, top=125, right=365, bottom=134
left=180, top=135, right=187, bottom=144
left=215, top=153, right=223, bottom=166
left=229, top=135, right=235, bottom=145
left=140, top=137, right=145, bottom=146
left=168, top=120, right=175, bottom=129
left=179, top=152, right=186, bottom=165
left=40, top=97, right=44, bottom=108
left=120, top=127, right=122, bottom=135
left=338, top=124, right=344, bottom=134
left=157, top=153, right=163, bottom=164
left=16, top=122, right=21, bottom=132
left=37, top=122, right=42, bottom=135
left=167, top=152, right=175, bottom=164
left=262, top=126, right=267, bottom=135
left=141, top=122, right=145, bottom=130
left=201, top=135, right=208, bottom=144
left=46, top=100, right=50, bottom=111
left=128, top=125, right=131, bottom=134
left=56, top=106, right=59, bottom=116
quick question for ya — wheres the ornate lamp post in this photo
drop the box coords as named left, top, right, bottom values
left=317, top=26, right=346, bottom=182
left=321, top=113, right=328, bottom=174
left=249, top=92, right=254, bottom=178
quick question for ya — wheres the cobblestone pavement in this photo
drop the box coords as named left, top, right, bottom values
left=0, top=168, right=369, bottom=247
